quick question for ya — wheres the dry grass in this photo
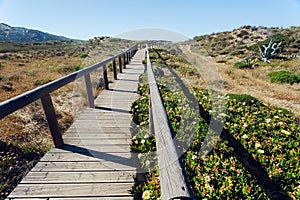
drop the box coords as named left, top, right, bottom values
left=179, top=43, right=300, bottom=117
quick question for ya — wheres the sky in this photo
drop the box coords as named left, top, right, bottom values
left=1, top=0, right=300, bottom=41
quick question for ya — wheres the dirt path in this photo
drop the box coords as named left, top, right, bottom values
left=179, top=44, right=300, bottom=117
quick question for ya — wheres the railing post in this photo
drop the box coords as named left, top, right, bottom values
left=123, top=54, right=126, bottom=69
left=118, top=56, right=122, bottom=73
left=84, top=73, right=95, bottom=108
left=112, top=59, right=117, bottom=80
left=129, top=51, right=132, bottom=61
left=103, top=64, right=109, bottom=90
left=41, top=94, right=64, bottom=148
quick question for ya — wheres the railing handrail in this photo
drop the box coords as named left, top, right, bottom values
left=146, top=45, right=193, bottom=199
left=0, top=44, right=137, bottom=119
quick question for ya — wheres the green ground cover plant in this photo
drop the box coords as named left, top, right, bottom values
left=130, top=48, right=300, bottom=199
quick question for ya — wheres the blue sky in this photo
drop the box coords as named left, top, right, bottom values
left=1, top=0, right=300, bottom=41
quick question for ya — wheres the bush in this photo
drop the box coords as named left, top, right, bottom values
left=267, top=70, right=300, bottom=84
left=33, top=78, right=53, bottom=86
left=237, top=30, right=249, bottom=38
left=233, top=61, right=252, bottom=69
left=248, top=33, right=291, bottom=52
left=71, top=65, right=82, bottom=71
left=79, top=53, right=88, bottom=58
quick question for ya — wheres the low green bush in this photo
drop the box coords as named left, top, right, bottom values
left=33, top=78, right=52, bottom=86
left=233, top=61, right=252, bottom=69
left=79, top=53, right=88, bottom=58
left=71, top=65, right=82, bottom=71
left=267, top=70, right=300, bottom=84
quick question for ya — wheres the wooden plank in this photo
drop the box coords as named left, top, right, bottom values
left=41, top=152, right=132, bottom=162
left=32, top=161, right=136, bottom=172
left=8, top=183, right=133, bottom=198
left=63, top=133, right=131, bottom=139
left=63, top=139, right=131, bottom=145
left=21, top=171, right=134, bottom=184
left=67, top=127, right=131, bottom=133
left=49, top=145, right=131, bottom=153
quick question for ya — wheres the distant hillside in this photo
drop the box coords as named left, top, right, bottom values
left=193, top=25, right=300, bottom=59
left=0, top=23, right=75, bottom=43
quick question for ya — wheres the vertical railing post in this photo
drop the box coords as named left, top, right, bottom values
left=84, top=73, right=95, bottom=108
left=41, top=94, right=64, bottom=148
left=103, top=64, right=109, bottom=90
left=118, top=56, right=122, bottom=73
left=123, top=54, right=126, bottom=69
left=112, top=59, right=117, bottom=80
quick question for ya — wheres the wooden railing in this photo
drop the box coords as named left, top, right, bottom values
left=146, top=46, right=193, bottom=199
left=0, top=44, right=138, bottom=148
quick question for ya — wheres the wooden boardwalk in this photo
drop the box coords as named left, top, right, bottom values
left=7, top=50, right=146, bottom=200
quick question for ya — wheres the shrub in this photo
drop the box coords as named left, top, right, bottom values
left=79, top=53, right=88, bottom=58
left=267, top=70, right=300, bottom=84
left=237, top=30, right=249, bottom=38
left=233, top=61, right=252, bottom=69
left=26, top=71, right=36, bottom=76
left=71, top=65, right=82, bottom=71
left=248, top=33, right=290, bottom=53
left=33, top=78, right=53, bottom=86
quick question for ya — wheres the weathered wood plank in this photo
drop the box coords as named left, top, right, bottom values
left=8, top=183, right=133, bottom=198
left=32, top=161, right=136, bottom=172
left=41, top=152, right=132, bottom=162
left=21, top=171, right=134, bottom=183
left=63, top=139, right=131, bottom=145
left=62, top=133, right=131, bottom=139
left=49, top=145, right=131, bottom=153
left=67, top=127, right=131, bottom=133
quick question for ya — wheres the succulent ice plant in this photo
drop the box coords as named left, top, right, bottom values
left=259, top=39, right=282, bottom=62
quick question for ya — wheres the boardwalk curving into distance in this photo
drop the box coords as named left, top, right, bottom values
left=7, top=50, right=146, bottom=200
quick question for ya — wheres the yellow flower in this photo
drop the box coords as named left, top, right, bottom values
left=242, top=134, right=248, bottom=139
left=281, top=130, right=291, bottom=135
left=142, top=190, right=151, bottom=199
left=257, top=149, right=264, bottom=154
left=255, top=143, right=261, bottom=148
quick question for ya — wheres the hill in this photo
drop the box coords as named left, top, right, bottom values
left=181, top=25, right=300, bottom=117
left=0, top=23, right=76, bottom=43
